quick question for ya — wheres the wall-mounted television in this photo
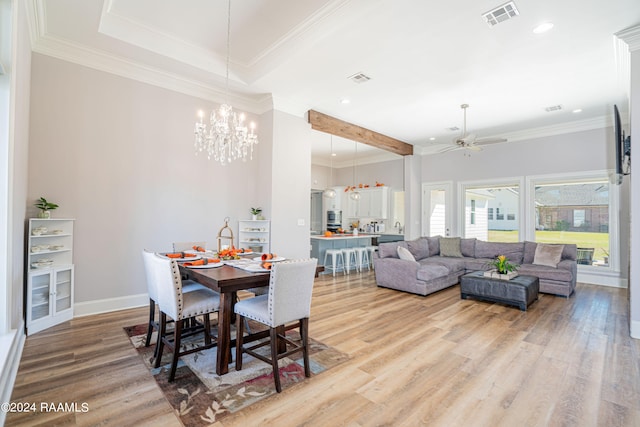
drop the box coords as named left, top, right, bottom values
left=614, top=104, right=631, bottom=184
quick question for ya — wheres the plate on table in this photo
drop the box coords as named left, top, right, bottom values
left=238, top=263, right=271, bottom=273
left=253, top=256, right=285, bottom=262
left=159, top=253, right=201, bottom=262
left=182, top=260, right=223, bottom=269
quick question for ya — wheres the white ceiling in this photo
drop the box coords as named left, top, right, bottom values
left=26, top=0, right=640, bottom=165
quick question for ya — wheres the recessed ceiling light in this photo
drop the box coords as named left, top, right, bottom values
left=533, top=22, right=554, bottom=34
left=331, top=153, right=337, bottom=157
left=429, top=137, right=436, bottom=141
left=572, top=109, right=582, bottom=113
left=340, top=98, right=350, bottom=104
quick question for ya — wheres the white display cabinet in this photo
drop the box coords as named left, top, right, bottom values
left=26, top=218, right=75, bottom=335
left=238, top=220, right=270, bottom=254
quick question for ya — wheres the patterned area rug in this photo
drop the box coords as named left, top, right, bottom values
left=123, top=323, right=348, bottom=426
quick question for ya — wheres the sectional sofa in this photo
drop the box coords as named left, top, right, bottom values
left=373, top=236, right=577, bottom=297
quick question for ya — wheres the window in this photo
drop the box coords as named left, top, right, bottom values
left=462, top=182, right=520, bottom=242
left=533, top=178, right=611, bottom=267
left=573, top=209, right=585, bottom=227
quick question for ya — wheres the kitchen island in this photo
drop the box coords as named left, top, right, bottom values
left=310, top=233, right=379, bottom=273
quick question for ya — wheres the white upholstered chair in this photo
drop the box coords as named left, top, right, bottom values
left=142, top=249, right=206, bottom=360
left=234, top=258, right=318, bottom=393
left=148, top=252, right=221, bottom=382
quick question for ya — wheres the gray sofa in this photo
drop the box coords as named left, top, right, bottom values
left=373, top=236, right=577, bottom=297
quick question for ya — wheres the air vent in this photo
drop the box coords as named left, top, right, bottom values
left=483, top=1, right=519, bottom=27
left=348, top=72, right=371, bottom=84
left=447, top=126, right=460, bottom=132
left=545, top=104, right=563, bottom=112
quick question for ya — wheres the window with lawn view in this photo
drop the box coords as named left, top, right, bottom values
left=534, top=181, right=610, bottom=267
left=464, top=185, right=520, bottom=242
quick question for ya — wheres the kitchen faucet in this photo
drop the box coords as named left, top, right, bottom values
left=394, top=221, right=403, bottom=234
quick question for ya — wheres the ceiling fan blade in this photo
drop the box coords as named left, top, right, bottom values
left=474, top=137, right=508, bottom=145
left=438, top=145, right=462, bottom=153
left=466, top=144, right=483, bottom=151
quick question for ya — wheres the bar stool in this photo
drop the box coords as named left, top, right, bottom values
left=341, top=248, right=358, bottom=274
left=323, top=249, right=345, bottom=276
left=366, top=245, right=378, bottom=269
left=354, top=247, right=370, bottom=272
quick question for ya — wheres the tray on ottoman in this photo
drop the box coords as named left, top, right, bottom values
left=460, top=270, right=539, bottom=311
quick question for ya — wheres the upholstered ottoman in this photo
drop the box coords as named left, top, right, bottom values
left=460, top=271, right=539, bottom=311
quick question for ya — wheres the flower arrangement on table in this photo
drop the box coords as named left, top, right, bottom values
left=488, top=255, right=519, bottom=274
left=218, top=246, right=252, bottom=260
left=484, top=255, right=519, bottom=279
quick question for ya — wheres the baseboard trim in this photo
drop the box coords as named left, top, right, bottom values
left=577, top=271, right=627, bottom=288
left=631, top=320, right=640, bottom=340
left=74, top=293, right=148, bottom=317
left=0, top=320, right=26, bottom=426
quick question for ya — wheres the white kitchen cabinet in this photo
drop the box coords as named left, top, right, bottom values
left=26, top=218, right=75, bottom=335
left=238, top=220, right=270, bottom=254
left=368, top=187, right=389, bottom=219
left=343, top=187, right=389, bottom=219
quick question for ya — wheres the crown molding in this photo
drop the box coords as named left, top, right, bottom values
left=98, top=0, right=231, bottom=81
left=616, top=24, right=640, bottom=52
left=500, top=115, right=610, bottom=143
left=30, top=32, right=273, bottom=114
left=419, top=116, right=610, bottom=156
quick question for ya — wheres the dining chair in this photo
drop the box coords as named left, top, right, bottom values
left=148, top=252, right=221, bottom=382
left=142, top=250, right=207, bottom=360
left=234, top=258, right=318, bottom=393
left=173, top=241, right=208, bottom=252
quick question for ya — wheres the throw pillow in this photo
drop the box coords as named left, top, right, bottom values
left=406, top=238, right=429, bottom=260
left=533, top=243, right=565, bottom=267
left=397, top=246, right=416, bottom=262
left=439, top=237, right=463, bottom=258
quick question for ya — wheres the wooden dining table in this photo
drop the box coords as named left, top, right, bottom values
left=179, top=263, right=270, bottom=375
left=179, top=261, right=324, bottom=375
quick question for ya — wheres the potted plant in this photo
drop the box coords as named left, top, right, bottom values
left=484, top=254, right=519, bottom=280
left=35, top=197, right=59, bottom=219
left=250, top=207, right=262, bottom=220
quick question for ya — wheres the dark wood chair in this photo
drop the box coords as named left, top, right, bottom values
left=234, top=259, right=317, bottom=393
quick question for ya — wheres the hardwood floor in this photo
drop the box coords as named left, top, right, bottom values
left=7, top=272, right=640, bottom=426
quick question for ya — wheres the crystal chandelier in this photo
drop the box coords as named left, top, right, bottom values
left=193, top=0, right=258, bottom=165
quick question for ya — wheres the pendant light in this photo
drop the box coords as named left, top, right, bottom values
left=350, top=141, right=361, bottom=201
left=324, top=135, right=336, bottom=198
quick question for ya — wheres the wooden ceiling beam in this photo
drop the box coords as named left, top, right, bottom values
left=307, top=110, right=413, bottom=157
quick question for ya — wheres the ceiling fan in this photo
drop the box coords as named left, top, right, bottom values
left=441, top=104, right=507, bottom=152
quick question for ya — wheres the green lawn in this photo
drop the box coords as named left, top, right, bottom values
left=487, top=230, right=609, bottom=261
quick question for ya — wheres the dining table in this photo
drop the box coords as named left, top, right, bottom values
left=179, top=260, right=323, bottom=375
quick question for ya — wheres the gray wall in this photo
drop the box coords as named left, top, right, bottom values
left=28, top=54, right=269, bottom=311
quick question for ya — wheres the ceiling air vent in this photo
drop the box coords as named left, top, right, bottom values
left=545, top=104, right=563, bottom=112
left=447, top=126, right=460, bottom=132
left=483, top=1, right=519, bottom=27
left=348, top=72, right=371, bottom=84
